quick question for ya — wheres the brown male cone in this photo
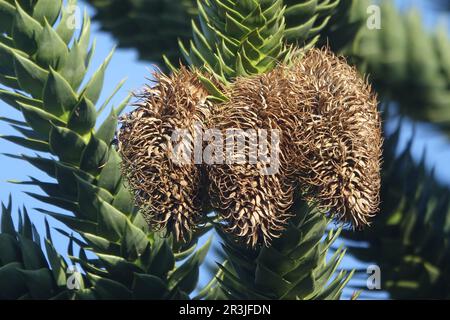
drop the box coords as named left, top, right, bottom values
left=117, top=67, right=211, bottom=241
left=207, top=67, right=297, bottom=248
left=287, top=48, right=382, bottom=228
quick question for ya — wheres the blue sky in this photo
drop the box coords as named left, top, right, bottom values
left=0, top=0, right=449, bottom=299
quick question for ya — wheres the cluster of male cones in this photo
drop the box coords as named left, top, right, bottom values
left=117, top=48, right=383, bottom=248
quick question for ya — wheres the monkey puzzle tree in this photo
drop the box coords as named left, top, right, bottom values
left=1, top=0, right=449, bottom=300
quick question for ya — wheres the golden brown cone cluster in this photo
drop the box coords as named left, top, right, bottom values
left=117, top=67, right=211, bottom=241
left=117, top=48, right=382, bottom=247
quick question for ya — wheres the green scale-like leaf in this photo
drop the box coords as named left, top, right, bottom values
left=213, top=200, right=351, bottom=300
left=0, top=198, right=76, bottom=299
left=180, top=0, right=289, bottom=82
left=284, top=0, right=339, bottom=46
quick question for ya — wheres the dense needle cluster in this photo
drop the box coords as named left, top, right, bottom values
left=117, top=48, right=382, bottom=246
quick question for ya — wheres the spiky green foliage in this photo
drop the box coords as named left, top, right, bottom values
left=0, top=198, right=214, bottom=299
left=283, top=0, right=339, bottom=45
left=0, top=0, right=209, bottom=299
left=179, top=0, right=343, bottom=81
left=179, top=0, right=289, bottom=82
left=342, top=117, right=450, bottom=299
left=88, top=0, right=197, bottom=63
left=0, top=197, right=77, bottom=299
left=317, top=0, right=369, bottom=54
left=87, top=1, right=341, bottom=71
left=214, top=200, right=353, bottom=300
left=344, top=1, right=450, bottom=133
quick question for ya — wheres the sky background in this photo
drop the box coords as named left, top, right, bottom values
left=0, top=0, right=449, bottom=299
